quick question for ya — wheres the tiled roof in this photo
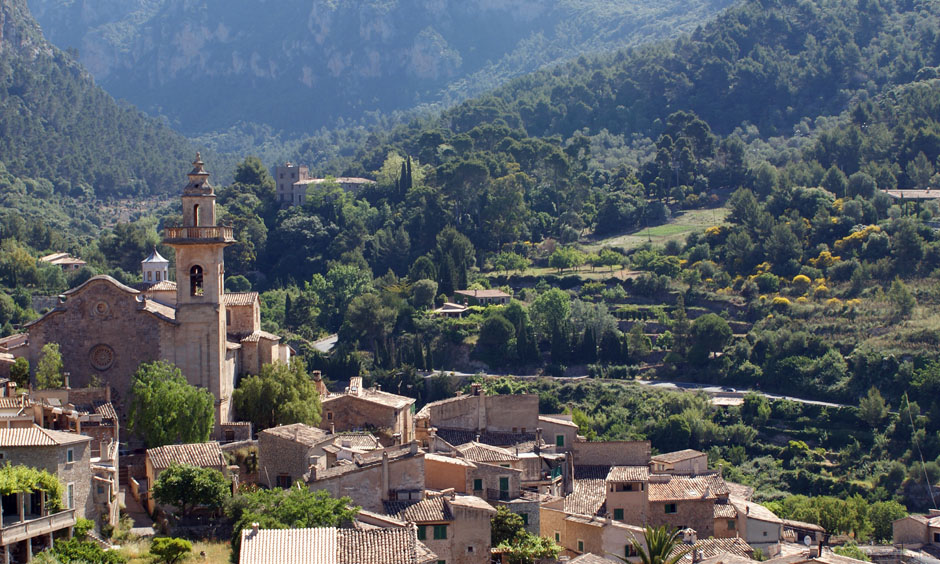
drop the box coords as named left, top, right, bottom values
left=570, top=554, right=620, bottom=564
left=563, top=479, right=607, bottom=517
left=725, top=481, right=754, bottom=501
left=142, top=248, right=168, bottom=263
left=224, top=292, right=259, bottom=306
left=0, top=426, right=91, bottom=446
left=142, top=299, right=177, bottom=322
left=323, top=388, right=413, bottom=410
left=239, top=527, right=336, bottom=564
left=337, top=528, right=422, bottom=564
left=0, top=333, right=28, bottom=349
left=146, top=280, right=176, bottom=291
left=455, top=442, right=517, bottom=463
left=673, top=537, right=753, bottom=564
left=92, top=402, right=118, bottom=422
left=433, top=428, right=535, bottom=448
left=648, top=474, right=729, bottom=502
left=424, top=453, right=475, bottom=467
left=714, top=502, right=737, bottom=519
left=383, top=497, right=453, bottom=523
left=241, top=330, right=281, bottom=343
left=575, top=465, right=613, bottom=479
left=261, top=423, right=328, bottom=447
left=606, top=465, right=649, bottom=482
left=539, top=414, right=579, bottom=428
left=314, top=444, right=422, bottom=481
left=454, top=289, right=510, bottom=298
left=147, top=442, right=224, bottom=470
left=781, top=519, right=825, bottom=533
left=652, top=449, right=706, bottom=464
left=0, top=396, right=28, bottom=410
left=332, top=432, right=380, bottom=450
left=731, top=496, right=782, bottom=524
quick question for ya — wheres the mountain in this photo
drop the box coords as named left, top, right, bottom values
left=26, top=0, right=735, bottom=136
left=0, top=0, right=195, bottom=200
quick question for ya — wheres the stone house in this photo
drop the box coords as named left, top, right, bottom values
left=39, top=252, right=86, bottom=271
left=0, top=425, right=95, bottom=559
left=144, top=441, right=230, bottom=513
left=307, top=442, right=425, bottom=513
left=239, top=525, right=437, bottom=564
left=384, top=492, right=496, bottom=564
left=453, top=289, right=511, bottom=306
left=651, top=449, right=708, bottom=475
left=416, top=387, right=539, bottom=446
left=21, top=155, right=291, bottom=435
left=893, top=510, right=940, bottom=546
left=538, top=414, right=579, bottom=453
left=320, top=377, right=415, bottom=445
left=257, top=423, right=329, bottom=489
left=646, top=473, right=730, bottom=537
left=730, top=497, right=784, bottom=554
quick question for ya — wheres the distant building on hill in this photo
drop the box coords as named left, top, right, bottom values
left=39, top=252, right=86, bottom=271
left=274, top=162, right=376, bottom=207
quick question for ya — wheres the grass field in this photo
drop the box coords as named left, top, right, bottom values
left=118, top=538, right=232, bottom=564
left=585, top=206, right=729, bottom=252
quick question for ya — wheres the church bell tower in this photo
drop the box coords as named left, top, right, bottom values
left=163, top=153, right=236, bottom=425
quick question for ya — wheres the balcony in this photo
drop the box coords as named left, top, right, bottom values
left=163, top=226, right=235, bottom=244
left=0, top=509, right=76, bottom=545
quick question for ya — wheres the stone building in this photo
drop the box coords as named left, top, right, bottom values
left=22, top=154, right=291, bottom=433
left=257, top=423, right=328, bottom=489
left=274, top=162, right=376, bottom=207
left=239, top=525, right=437, bottom=564
left=384, top=492, right=496, bottom=564
left=453, top=289, right=511, bottom=306
left=307, top=442, right=425, bottom=513
left=893, top=510, right=940, bottom=547
left=650, top=449, right=708, bottom=475
left=143, top=441, right=230, bottom=513
left=416, top=386, right=539, bottom=447
left=320, top=377, right=415, bottom=445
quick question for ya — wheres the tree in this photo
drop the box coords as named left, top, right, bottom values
left=493, top=251, right=529, bottom=274
left=620, top=526, right=689, bottom=564
left=232, top=358, right=322, bottom=432
left=491, top=505, right=526, bottom=546
left=868, top=500, right=907, bottom=542
left=152, top=464, right=229, bottom=518
left=411, top=279, right=438, bottom=309
left=742, top=393, right=771, bottom=427
left=229, top=487, right=358, bottom=558
left=857, top=387, right=888, bottom=427
left=35, top=343, right=63, bottom=389
left=477, top=315, right=516, bottom=367
left=529, top=288, right=571, bottom=338
left=50, top=538, right=126, bottom=564
left=628, top=323, right=652, bottom=360
left=149, top=537, right=192, bottom=564
left=887, top=277, right=915, bottom=318
left=497, top=532, right=561, bottom=564
left=127, top=361, right=214, bottom=448
left=690, top=313, right=732, bottom=362
left=10, top=357, right=28, bottom=389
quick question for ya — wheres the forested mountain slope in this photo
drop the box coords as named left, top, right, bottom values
left=26, top=0, right=735, bottom=135
left=0, top=0, right=193, bottom=199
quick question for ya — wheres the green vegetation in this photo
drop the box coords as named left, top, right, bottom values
left=623, top=526, right=688, bottom=564
left=491, top=506, right=562, bottom=564
left=35, top=342, right=63, bottom=389
left=0, top=463, right=63, bottom=512
left=152, top=463, right=231, bottom=518
left=127, top=361, right=215, bottom=448
left=231, top=357, right=322, bottom=432
left=148, top=538, right=192, bottom=564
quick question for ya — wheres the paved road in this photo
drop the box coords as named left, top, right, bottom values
left=421, top=370, right=847, bottom=408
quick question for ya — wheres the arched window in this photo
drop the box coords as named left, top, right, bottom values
left=193, top=204, right=200, bottom=226
left=155, top=271, right=161, bottom=281
left=190, top=265, right=204, bottom=296
left=147, top=271, right=152, bottom=281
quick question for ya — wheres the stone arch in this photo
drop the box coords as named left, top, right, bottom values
left=190, top=265, right=204, bottom=296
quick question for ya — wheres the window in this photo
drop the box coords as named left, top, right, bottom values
left=66, top=448, right=74, bottom=463
left=665, top=503, right=677, bottom=514
left=556, top=434, right=565, bottom=447
left=226, top=311, right=231, bottom=326
left=193, top=204, right=200, bottom=225
left=467, top=546, right=474, bottom=553
left=97, top=485, right=104, bottom=495
left=935, top=532, right=940, bottom=543
left=518, top=512, right=528, bottom=526
left=763, top=531, right=768, bottom=537
left=156, top=271, right=161, bottom=281
left=147, top=271, right=152, bottom=281
left=275, top=475, right=292, bottom=489
left=728, top=520, right=736, bottom=530
left=417, top=525, right=426, bottom=541
left=190, top=265, right=204, bottom=296
left=555, top=532, right=560, bottom=543
left=433, top=524, right=447, bottom=540
left=626, top=544, right=638, bottom=557
left=327, top=412, right=333, bottom=420
left=614, top=508, right=624, bottom=520
left=67, top=483, right=74, bottom=509
left=437, top=561, right=445, bottom=564
left=473, top=479, right=483, bottom=491
left=578, top=540, right=584, bottom=553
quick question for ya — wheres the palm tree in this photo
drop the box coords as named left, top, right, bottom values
left=615, top=525, right=691, bottom=564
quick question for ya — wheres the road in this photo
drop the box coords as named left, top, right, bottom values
left=421, top=370, right=847, bottom=408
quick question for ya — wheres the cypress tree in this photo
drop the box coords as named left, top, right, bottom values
left=406, top=156, right=413, bottom=191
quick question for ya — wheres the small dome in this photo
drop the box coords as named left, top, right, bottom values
left=142, top=247, right=169, bottom=264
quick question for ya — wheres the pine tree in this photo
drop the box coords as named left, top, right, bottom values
left=672, top=294, right=690, bottom=358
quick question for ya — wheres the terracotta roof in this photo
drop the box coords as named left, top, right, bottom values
left=92, top=402, right=118, bottom=422
left=730, top=497, right=782, bottom=524
left=782, top=519, right=825, bottom=533
left=0, top=396, right=28, bottom=410
left=240, top=527, right=336, bottom=564
left=224, top=292, right=259, bottom=306
left=606, top=466, right=649, bottom=482
left=539, top=414, right=579, bottom=428
left=0, top=334, right=28, bottom=349
left=384, top=497, right=453, bottom=523
left=145, top=280, right=176, bottom=291
left=455, top=442, right=517, bottom=463
left=323, top=388, right=413, bottom=410
left=652, top=449, right=706, bottom=464
left=337, top=528, right=423, bottom=564
left=431, top=302, right=468, bottom=314
left=564, top=479, right=607, bottom=516
left=648, top=474, right=729, bottom=502
left=714, top=502, right=737, bottom=519
left=142, top=299, right=177, bottom=322
left=314, top=444, right=423, bottom=481
left=454, top=289, right=510, bottom=298
left=433, top=428, right=535, bottom=448
left=241, top=330, right=281, bottom=343
left=725, top=481, right=754, bottom=500
left=673, top=538, right=754, bottom=564
left=424, top=453, right=475, bottom=467
left=696, top=553, right=756, bottom=564
left=570, top=554, right=620, bottom=564
left=332, top=432, right=380, bottom=451
left=261, top=423, right=328, bottom=447
left=147, top=442, right=224, bottom=471
left=575, top=465, right=614, bottom=479
left=447, top=495, right=495, bottom=514
left=0, top=425, right=91, bottom=447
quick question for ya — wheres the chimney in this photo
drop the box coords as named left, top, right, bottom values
left=535, top=428, right=542, bottom=455
left=381, top=452, right=390, bottom=502
left=251, top=522, right=259, bottom=533
left=475, top=434, right=481, bottom=443
left=410, top=440, right=418, bottom=455
left=330, top=422, right=335, bottom=435
left=63, top=372, right=70, bottom=390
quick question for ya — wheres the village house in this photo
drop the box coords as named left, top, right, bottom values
left=239, top=524, right=437, bottom=564
left=142, top=441, right=231, bottom=514
left=274, top=162, right=377, bottom=207
left=430, top=302, right=469, bottom=318
left=650, top=449, right=708, bottom=475
left=384, top=491, right=496, bottom=564
left=893, top=509, right=940, bottom=547
left=306, top=442, right=426, bottom=513
left=416, top=385, right=539, bottom=447
left=19, top=155, right=290, bottom=436
left=39, top=252, right=86, bottom=271
left=730, top=497, right=784, bottom=553
left=320, top=377, right=415, bottom=445
left=453, top=289, right=511, bottom=306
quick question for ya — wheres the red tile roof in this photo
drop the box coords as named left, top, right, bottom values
left=648, top=474, right=729, bottom=502
left=147, top=442, right=225, bottom=471
left=0, top=425, right=91, bottom=447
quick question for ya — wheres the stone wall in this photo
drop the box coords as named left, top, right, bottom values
left=893, top=517, right=929, bottom=545
left=321, top=395, right=400, bottom=440
left=448, top=498, right=496, bottom=564
left=4, top=441, right=94, bottom=522
left=484, top=395, right=538, bottom=433
left=572, top=441, right=650, bottom=466
left=648, top=498, right=715, bottom=537
left=257, top=433, right=316, bottom=488
left=312, top=452, right=425, bottom=513
left=467, top=461, right=521, bottom=499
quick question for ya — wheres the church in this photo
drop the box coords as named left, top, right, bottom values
left=23, top=154, right=290, bottom=433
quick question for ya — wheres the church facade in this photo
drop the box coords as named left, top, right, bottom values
left=24, top=155, right=290, bottom=431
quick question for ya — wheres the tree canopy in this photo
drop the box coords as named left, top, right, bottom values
left=127, top=361, right=215, bottom=448
left=152, top=464, right=230, bottom=518
left=232, top=358, right=322, bottom=432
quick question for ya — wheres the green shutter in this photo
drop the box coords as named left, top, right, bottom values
left=556, top=434, right=564, bottom=447
left=417, top=525, right=426, bottom=540
left=614, top=508, right=624, bottom=520
left=434, top=524, right=448, bottom=540
left=473, top=478, right=483, bottom=491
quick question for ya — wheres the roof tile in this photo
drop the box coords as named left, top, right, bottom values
left=147, top=442, right=224, bottom=471
left=383, top=497, right=453, bottom=523
left=648, top=474, right=729, bottom=502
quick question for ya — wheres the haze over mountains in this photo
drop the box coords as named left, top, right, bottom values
left=27, top=0, right=734, bottom=136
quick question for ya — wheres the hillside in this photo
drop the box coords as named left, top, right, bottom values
left=26, top=0, right=735, bottom=136
left=0, top=0, right=194, bottom=199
